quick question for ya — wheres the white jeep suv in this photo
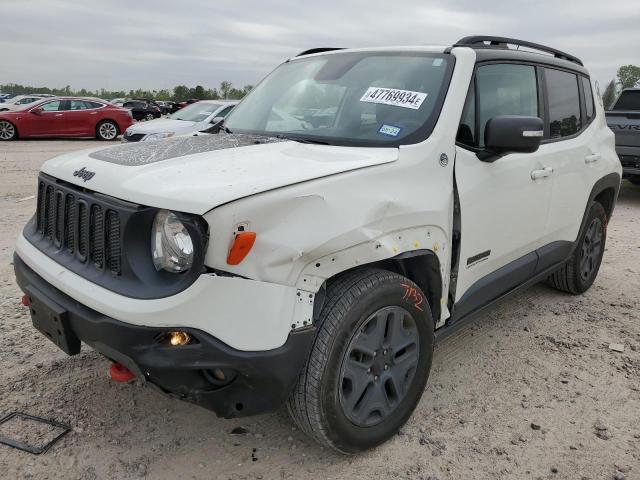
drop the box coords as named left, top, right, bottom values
left=14, top=36, right=621, bottom=453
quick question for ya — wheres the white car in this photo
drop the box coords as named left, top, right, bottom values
left=14, top=36, right=621, bottom=453
left=121, top=100, right=237, bottom=142
left=0, top=94, right=47, bottom=112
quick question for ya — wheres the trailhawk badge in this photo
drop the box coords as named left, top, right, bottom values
left=73, top=167, right=95, bottom=182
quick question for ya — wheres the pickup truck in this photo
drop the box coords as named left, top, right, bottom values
left=606, top=88, right=640, bottom=184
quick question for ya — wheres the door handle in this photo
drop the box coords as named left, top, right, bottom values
left=89, top=111, right=98, bottom=115
left=530, top=167, right=554, bottom=180
left=585, top=153, right=601, bottom=164
left=54, top=113, right=63, bottom=117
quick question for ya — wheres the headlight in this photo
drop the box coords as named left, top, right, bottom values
left=151, top=210, right=194, bottom=273
left=143, top=132, right=175, bottom=141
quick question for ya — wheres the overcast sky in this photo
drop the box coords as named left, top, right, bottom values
left=2, top=0, right=638, bottom=92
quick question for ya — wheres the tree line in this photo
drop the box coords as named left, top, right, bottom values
left=0, top=81, right=254, bottom=102
left=602, top=65, right=640, bottom=109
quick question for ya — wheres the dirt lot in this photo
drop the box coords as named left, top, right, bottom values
left=0, top=140, right=638, bottom=480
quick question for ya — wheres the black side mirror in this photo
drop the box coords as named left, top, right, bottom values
left=482, top=115, right=543, bottom=161
left=210, top=116, right=224, bottom=125
left=31, top=107, right=43, bottom=115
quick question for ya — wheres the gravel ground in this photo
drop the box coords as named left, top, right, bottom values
left=0, top=140, right=639, bottom=480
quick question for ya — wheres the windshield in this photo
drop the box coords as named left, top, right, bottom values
left=225, top=52, right=454, bottom=146
left=613, top=90, right=640, bottom=111
left=170, top=102, right=222, bottom=122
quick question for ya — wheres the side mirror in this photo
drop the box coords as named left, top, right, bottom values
left=482, top=115, right=543, bottom=160
left=31, top=107, right=43, bottom=115
left=210, top=116, right=224, bottom=125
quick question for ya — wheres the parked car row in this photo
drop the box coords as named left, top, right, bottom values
left=0, top=94, right=238, bottom=141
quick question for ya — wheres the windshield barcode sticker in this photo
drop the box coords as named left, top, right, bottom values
left=360, top=87, right=428, bottom=110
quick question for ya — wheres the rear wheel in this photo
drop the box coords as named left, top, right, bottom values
left=0, top=120, right=17, bottom=140
left=287, top=269, right=434, bottom=453
left=548, top=202, right=607, bottom=294
left=145, top=113, right=155, bottom=121
left=96, top=120, right=118, bottom=140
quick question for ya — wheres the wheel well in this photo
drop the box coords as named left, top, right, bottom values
left=323, top=251, right=442, bottom=322
left=593, top=187, right=615, bottom=219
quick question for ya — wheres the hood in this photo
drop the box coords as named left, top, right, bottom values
left=126, top=118, right=199, bottom=135
left=40, top=133, right=398, bottom=214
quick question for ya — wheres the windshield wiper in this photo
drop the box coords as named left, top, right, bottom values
left=275, top=134, right=329, bottom=145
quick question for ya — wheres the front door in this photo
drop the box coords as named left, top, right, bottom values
left=453, top=62, right=552, bottom=319
left=24, top=100, right=67, bottom=136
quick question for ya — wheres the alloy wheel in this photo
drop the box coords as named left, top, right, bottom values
left=339, top=306, right=420, bottom=427
left=0, top=121, right=15, bottom=140
left=579, top=217, right=603, bottom=280
left=99, top=122, right=117, bottom=140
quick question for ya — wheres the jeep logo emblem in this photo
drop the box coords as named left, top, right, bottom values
left=73, top=167, right=95, bottom=182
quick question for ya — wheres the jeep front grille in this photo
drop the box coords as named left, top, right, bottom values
left=35, top=178, right=122, bottom=276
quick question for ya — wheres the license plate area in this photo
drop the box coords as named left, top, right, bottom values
left=26, top=286, right=81, bottom=355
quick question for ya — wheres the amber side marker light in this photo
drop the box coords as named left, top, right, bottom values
left=227, top=231, right=257, bottom=265
left=169, top=331, right=191, bottom=346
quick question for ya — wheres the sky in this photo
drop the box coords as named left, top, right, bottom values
left=1, top=0, right=639, bottom=93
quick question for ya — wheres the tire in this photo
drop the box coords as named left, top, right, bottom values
left=0, top=120, right=17, bottom=140
left=287, top=268, right=434, bottom=453
left=96, top=120, right=119, bottom=140
left=629, top=176, right=640, bottom=186
left=548, top=201, right=607, bottom=294
left=145, top=113, right=155, bottom=121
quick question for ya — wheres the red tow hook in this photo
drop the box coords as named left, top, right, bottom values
left=109, top=363, right=136, bottom=383
left=21, top=295, right=30, bottom=307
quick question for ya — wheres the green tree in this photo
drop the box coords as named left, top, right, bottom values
left=617, top=65, right=640, bottom=89
left=602, top=80, right=617, bottom=110
left=219, top=81, right=232, bottom=99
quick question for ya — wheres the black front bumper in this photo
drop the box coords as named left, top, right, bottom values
left=14, top=253, right=316, bottom=418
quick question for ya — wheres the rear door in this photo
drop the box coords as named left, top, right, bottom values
left=539, top=69, right=604, bottom=255
left=453, top=62, right=553, bottom=319
left=66, top=100, right=103, bottom=135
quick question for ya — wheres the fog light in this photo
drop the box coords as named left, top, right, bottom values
left=168, top=331, right=191, bottom=346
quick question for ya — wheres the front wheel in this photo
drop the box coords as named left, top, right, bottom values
left=145, top=113, right=155, bottom=121
left=0, top=120, right=17, bottom=140
left=548, top=201, right=607, bottom=294
left=96, top=120, right=118, bottom=140
left=287, top=269, right=434, bottom=453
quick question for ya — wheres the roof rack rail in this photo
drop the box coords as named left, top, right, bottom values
left=453, top=36, right=583, bottom=66
left=296, top=47, right=345, bottom=57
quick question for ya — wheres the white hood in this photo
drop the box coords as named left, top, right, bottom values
left=126, top=118, right=201, bottom=135
left=40, top=134, right=398, bottom=214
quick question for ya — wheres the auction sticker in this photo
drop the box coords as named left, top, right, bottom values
left=378, top=124, right=402, bottom=137
left=360, top=87, right=427, bottom=110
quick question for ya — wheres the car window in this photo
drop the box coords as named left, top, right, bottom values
left=216, top=106, right=234, bottom=118
left=18, top=97, right=37, bottom=104
left=476, top=64, right=538, bottom=148
left=70, top=100, right=90, bottom=110
left=582, top=77, right=595, bottom=122
left=40, top=100, right=62, bottom=112
left=612, top=90, right=640, bottom=111
left=87, top=101, right=104, bottom=109
left=545, top=68, right=581, bottom=139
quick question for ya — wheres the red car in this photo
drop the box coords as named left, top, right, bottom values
left=0, top=97, right=134, bottom=141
